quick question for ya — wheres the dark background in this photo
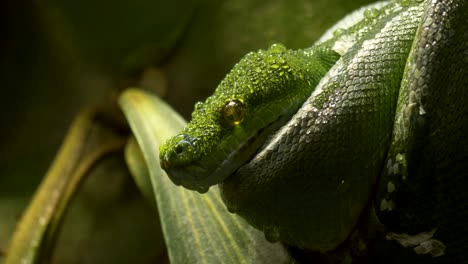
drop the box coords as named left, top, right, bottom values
left=0, top=0, right=374, bottom=262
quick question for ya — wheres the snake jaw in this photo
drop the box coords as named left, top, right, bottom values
left=160, top=113, right=291, bottom=193
left=162, top=164, right=211, bottom=193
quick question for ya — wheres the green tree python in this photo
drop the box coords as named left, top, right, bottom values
left=160, top=0, right=467, bottom=262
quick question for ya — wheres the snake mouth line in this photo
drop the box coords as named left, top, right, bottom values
left=167, top=114, right=288, bottom=193
left=213, top=113, right=293, bottom=184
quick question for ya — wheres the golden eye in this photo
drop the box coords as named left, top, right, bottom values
left=222, top=99, right=246, bottom=126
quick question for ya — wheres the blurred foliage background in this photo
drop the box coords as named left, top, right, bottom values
left=0, top=0, right=374, bottom=262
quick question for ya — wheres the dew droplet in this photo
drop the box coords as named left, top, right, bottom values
left=194, top=101, right=203, bottom=111
left=267, top=54, right=277, bottom=64
left=398, top=0, right=411, bottom=7
left=269, top=43, right=286, bottom=54
left=264, top=226, right=280, bottom=242
left=333, top=28, right=346, bottom=37
left=364, top=8, right=380, bottom=19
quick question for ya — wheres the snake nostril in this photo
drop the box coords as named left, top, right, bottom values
left=174, top=145, right=184, bottom=155
left=174, top=138, right=195, bottom=155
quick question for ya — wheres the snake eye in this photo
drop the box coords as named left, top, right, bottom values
left=222, top=99, right=246, bottom=126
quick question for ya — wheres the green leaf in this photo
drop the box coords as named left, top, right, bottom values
left=119, top=88, right=291, bottom=263
left=125, top=136, right=157, bottom=209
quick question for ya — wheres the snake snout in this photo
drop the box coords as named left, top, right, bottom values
left=160, top=135, right=198, bottom=171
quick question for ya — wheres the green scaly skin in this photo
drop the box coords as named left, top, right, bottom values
left=161, top=0, right=468, bottom=261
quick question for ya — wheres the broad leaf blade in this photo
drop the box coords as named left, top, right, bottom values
left=119, top=88, right=291, bottom=263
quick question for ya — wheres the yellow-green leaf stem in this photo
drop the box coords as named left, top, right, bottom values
left=5, top=108, right=127, bottom=264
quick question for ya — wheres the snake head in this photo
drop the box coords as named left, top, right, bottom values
left=159, top=44, right=329, bottom=193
